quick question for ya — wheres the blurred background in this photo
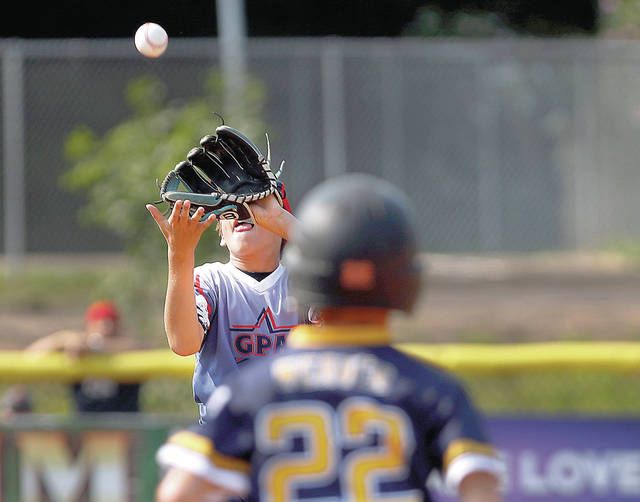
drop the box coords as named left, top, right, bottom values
left=2, top=1, right=640, bottom=500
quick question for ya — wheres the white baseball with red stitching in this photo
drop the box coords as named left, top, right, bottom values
left=135, top=22, right=168, bottom=58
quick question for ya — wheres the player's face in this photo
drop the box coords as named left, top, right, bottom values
left=219, top=219, right=282, bottom=263
left=85, top=318, right=118, bottom=350
left=86, top=318, right=117, bottom=338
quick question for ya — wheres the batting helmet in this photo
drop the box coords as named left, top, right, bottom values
left=284, top=173, right=423, bottom=313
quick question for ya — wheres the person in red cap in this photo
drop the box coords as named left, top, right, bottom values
left=26, top=300, right=141, bottom=413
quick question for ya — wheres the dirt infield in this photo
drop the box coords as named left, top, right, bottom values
left=3, top=252, right=640, bottom=348
left=399, top=252, right=640, bottom=343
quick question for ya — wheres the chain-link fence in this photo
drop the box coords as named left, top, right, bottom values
left=3, top=37, right=640, bottom=257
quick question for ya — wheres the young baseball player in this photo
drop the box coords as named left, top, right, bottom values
left=155, top=174, right=505, bottom=502
left=147, top=171, right=298, bottom=420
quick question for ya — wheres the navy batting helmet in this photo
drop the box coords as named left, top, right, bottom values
left=284, top=173, right=423, bottom=313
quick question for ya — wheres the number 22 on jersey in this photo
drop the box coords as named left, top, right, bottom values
left=256, top=397, right=421, bottom=501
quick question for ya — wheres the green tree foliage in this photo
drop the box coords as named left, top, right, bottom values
left=403, top=2, right=598, bottom=38
left=61, top=71, right=267, bottom=339
left=599, top=0, right=640, bottom=38
left=403, top=6, right=514, bottom=37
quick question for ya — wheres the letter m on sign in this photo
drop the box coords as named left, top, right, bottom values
left=16, top=431, right=131, bottom=502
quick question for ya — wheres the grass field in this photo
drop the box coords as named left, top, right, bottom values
left=2, top=371, right=638, bottom=417
left=2, top=253, right=640, bottom=417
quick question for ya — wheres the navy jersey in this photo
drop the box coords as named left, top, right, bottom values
left=157, top=325, right=504, bottom=501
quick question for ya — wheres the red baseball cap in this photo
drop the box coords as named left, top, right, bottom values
left=85, top=300, right=120, bottom=323
left=277, top=181, right=293, bottom=214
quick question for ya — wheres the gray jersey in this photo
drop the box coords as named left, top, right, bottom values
left=193, top=262, right=298, bottom=418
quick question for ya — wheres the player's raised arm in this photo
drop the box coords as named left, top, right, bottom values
left=249, top=193, right=298, bottom=241
left=147, top=200, right=217, bottom=355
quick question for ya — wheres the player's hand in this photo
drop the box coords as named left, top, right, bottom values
left=146, top=200, right=217, bottom=258
left=249, top=194, right=297, bottom=241
left=250, top=194, right=282, bottom=225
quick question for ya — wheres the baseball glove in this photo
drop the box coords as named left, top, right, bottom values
left=157, top=125, right=285, bottom=221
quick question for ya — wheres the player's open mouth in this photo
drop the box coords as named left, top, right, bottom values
left=233, top=221, right=254, bottom=233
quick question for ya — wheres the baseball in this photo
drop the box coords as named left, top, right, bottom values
left=135, top=22, right=168, bottom=58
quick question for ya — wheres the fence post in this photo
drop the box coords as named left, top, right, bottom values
left=321, top=38, right=347, bottom=178
left=2, top=42, right=26, bottom=274
left=475, top=62, right=503, bottom=252
left=568, top=59, right=599, bottom=249
left=380, top=43, right=405, bottom=187
left=216, top=0, right=248, bottom=119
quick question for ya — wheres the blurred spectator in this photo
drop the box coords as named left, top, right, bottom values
left=26, top=300, right=142, bottom=413
left=1, top=385, right=33, bottom=419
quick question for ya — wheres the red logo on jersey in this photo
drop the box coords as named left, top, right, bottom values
left=230, top=307, right=296, bottom=363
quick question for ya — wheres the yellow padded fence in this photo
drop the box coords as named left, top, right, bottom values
left=1, top=341, right=639, bottom=382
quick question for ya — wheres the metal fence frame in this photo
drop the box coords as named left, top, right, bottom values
left=3, top=37, right=640, bottom=270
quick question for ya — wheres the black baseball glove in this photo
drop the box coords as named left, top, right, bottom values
left=157, top=125, right=285, bottom=221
